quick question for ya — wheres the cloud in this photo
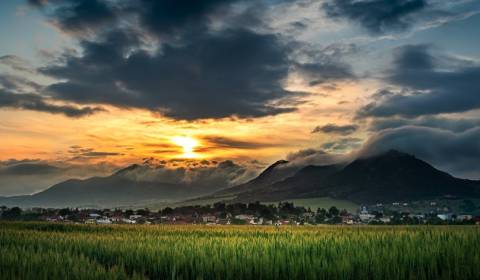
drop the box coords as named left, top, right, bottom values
left=290, top=43, right=357, bottom=86
left=321, top=137, right=363, bottom=152
left=0, top=55, right=34, bottom=73
left=41, top=27, right=299, bottom=120
left=370, top=116, right=480, bottom=133
left=286, top=148, right=352, bottom=167
left=358, top=126, right=480, bottom=179
left=23, top=0, right=361, bottom=121
left=322, top=0, right=427, bottom=34
left=116, top=159, right=259, bottom=189
left=0, top=89, right=105, bottom=117
left=358, top=45, right=480, bottom=118
left=0, top=74, right=43, bottom=92
left=67, top=145, right=122, bottom=160
left=0, top=163, right=60, bottom=176
left=312, top=123, right=359, bottom=135
left=28, top=0, right=117, bottom=34
left=201, top=136, right=278, bottom=150
left=0, top=159, right=118, bottom=196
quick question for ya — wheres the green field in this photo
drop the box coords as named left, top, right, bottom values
left=1, top=222, right=480, bottom=279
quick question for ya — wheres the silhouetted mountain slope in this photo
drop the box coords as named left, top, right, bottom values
left=215, top=160, right=300, bottom=195
left=234, top=150, right=480, bottom=204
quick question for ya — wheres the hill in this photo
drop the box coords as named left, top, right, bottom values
left=228, top=150, right=480, bottom=204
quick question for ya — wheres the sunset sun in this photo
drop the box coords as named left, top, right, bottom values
left=172, top=136, right=199, bottom=158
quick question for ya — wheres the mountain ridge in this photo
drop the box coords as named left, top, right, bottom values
left=1, top=150, right=479, bottom=208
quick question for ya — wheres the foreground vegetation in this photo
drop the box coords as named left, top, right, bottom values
left=1, top=222, right=479, bottom=279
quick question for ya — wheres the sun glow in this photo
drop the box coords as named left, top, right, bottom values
left=172, top=136, right=199, bottom=158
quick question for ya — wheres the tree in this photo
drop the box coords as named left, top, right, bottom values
left=328, top=206, right=339, bottom=217
left=125, top=209, right=135, bottom=217
left=2, top=207, right=22, bottom=220
left=213, top=202, right=226, bottom=212
left=59, top=208, right=71, bottom=217
left=161, top=207, right=173, bottom=215
left=137, top=208, right=150, bottom=216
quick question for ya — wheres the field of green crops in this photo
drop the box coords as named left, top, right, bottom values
left=1, top=222, right=479, bottom=280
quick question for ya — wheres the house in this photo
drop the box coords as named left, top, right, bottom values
left=96, top=218, right=112, bottom=224
left=89, top=213, right=101, bottom=219
left=122, top=218, right=136, bottom=224
left=359, top=213, right=375, bottom=222
left=437, top=213, right=453, bottom=221
left=342, top=216, right=355, bottom=225
left=202, top=215, right=217, bottom=223
left=129, top=215, right=143, bottom=220
left=110, top=215, right=124, bottom=222
left=235, top=214, right=255, bottom=220
left=456, top=215, right=473, bottom=221
left=379, top=217, right=391, bottom=223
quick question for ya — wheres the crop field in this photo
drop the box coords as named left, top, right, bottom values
left=1, top=222, right=479, bottom=280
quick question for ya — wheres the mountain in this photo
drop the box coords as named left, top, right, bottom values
left=2, top=150, right=479, bottom=208
left=230, top=150, right=480, bottom=204
left=0, top=164, right=224, bottom=208
left=214, top=160, right=300, bottom=196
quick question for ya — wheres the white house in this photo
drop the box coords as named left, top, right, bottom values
left=96, top=218, right=112, bottom=224
left=437, top=213, right=453, bottom=221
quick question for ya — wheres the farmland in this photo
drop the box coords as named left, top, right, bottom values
left=1, top=222, right=480, bottom=280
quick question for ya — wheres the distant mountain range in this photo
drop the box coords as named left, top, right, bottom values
left=0, top=165, right=224, bottom=208
left=1, top=150, right=479, bottom=208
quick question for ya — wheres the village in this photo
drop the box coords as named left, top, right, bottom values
left=1, top=201, right=479, bottom=226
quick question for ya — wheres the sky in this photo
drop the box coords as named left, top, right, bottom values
left=0, top=0, right=480, bottom=196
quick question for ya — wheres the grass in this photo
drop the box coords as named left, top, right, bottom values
left=1, top=222, right=479, bottom=279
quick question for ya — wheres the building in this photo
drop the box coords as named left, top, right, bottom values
left=96, top=218, right=112, bottom=224
left=202, top=215, right=217, bottom=223
left=437, top=213, right=453, bottom=221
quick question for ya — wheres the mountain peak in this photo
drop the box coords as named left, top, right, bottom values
left=114, top=164, right=142, bottom=176
left=256, top=160, right=289, bottom=179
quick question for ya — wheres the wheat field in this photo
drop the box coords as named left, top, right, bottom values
left=1, top=222, right=479, bottom=279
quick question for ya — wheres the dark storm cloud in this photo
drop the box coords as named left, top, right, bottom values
left=312, top=123, right=358, bottom=135
left=0, top=89, right=105, bottom=117
left=322, top=0, right=428, bottom=34
left=358, top=45, right=480, bottom=118
left=132, top=0, right=238, bottom=37
left=359, top=126, right=480, bottom=179
left=24, top=0, right=361, bottom=121
left=370, top=116, right=480, bottom=133
left=42, top=28, right=298, bottom=120
left=294, top=62, right=355, bottom=86
left=28, top=0, right=117, bottom=33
